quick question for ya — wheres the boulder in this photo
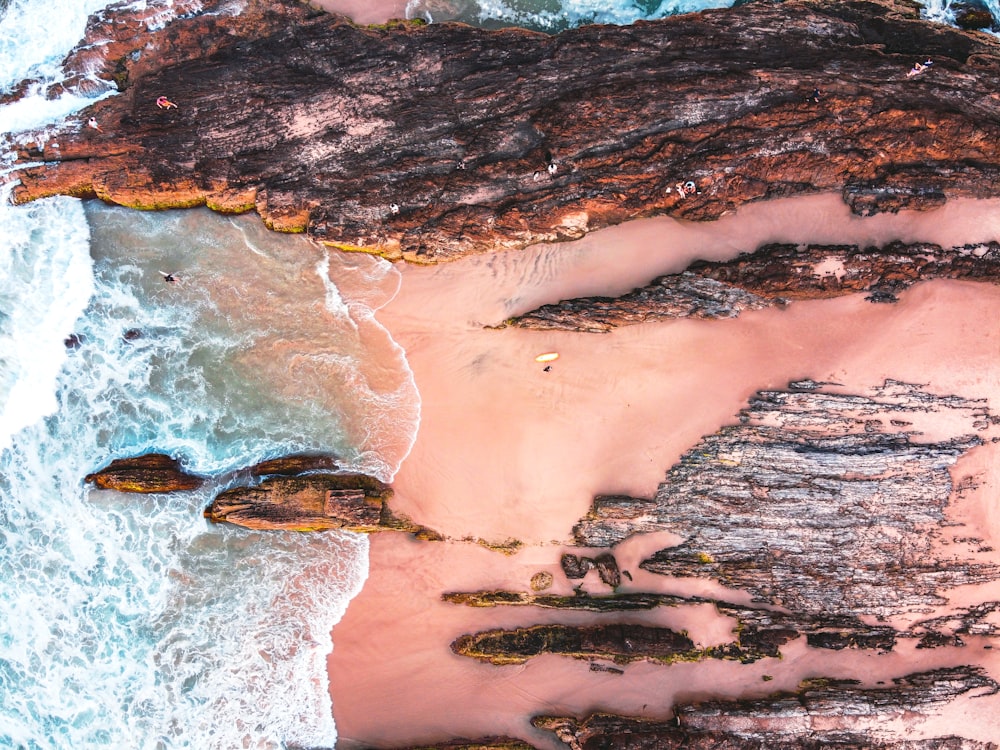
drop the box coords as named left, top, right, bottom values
left=84, top=453, right=205, bottom=493
left=204, top=473, right=438, bottom=536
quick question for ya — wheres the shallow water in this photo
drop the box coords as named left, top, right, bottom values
left=0, top=200, right=421, bottom=748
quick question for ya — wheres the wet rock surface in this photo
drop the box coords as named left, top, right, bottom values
left=445, top=589, right=898, bottom=659
left=436, top=378, right=1000, bottom=744
left=10, top=0, right=1000, bottom=260
left=84, top=453, right=206, bottom=492
left=247, top=452, right=341, bottom=477
left=510, top=240, right=1000, bottom=331
left=204, top=473, right=436, bottom=534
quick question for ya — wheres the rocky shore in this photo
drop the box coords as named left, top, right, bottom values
left=9, top=0, right=1000, bottom=261
left=20, top=0, right=1000, bottom=746
left=508, top=240, right=1000, bottom=330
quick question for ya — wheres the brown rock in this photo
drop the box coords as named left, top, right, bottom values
left=593, top=553, right=621, bottom=588
left=10, top=0, right=1000, bottom=260
left=204, top=473, right=439, bottom=536
left=247, top=453, right=340, bottom=477
left=84, top=453, right=205, bottom=493
left=560, top=554, right=594, bottom=579
left=451, top=623, right=696, bottom=666
left=510, top=240, right=1000, bottom=331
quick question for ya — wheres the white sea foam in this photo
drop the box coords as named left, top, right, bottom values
left=0, top=1, right=413, bottom=736
left=405, top=0, right=732, bottom=29
left=0, top=199, right=416, bottom=748
left=0, top=0, right=115, bottom=92
left=0, top=188, right=94, bottom=450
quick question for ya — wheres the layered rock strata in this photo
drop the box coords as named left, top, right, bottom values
left=573, top=379, right=999, bottom=619
left=532, top=666, right=999, bottom=749
left=10, top=0, right=1000, bottom=259
left=444, top=590, right=899, bottom=656
left=83, top=452, right=436, bottom=535
left=509, top=240, right=1000, bottom=331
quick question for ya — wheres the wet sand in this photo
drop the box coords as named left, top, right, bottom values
left=328, top=194, right=1000, bottom=747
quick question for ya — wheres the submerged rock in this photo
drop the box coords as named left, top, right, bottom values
left=85, top=453, right=206, bottom=493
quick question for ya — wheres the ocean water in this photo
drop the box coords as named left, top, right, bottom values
left=402, top=0, right=997, bottom=32
left=404, top=0, right=732, bottom=31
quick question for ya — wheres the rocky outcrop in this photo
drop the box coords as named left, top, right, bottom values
left=573, top=379, right=1000, bottom=619
left=382, top=740, right=538, bottom=750
left=247, top=452, right=340, bottom=477
left=11, top=0, right=1000, bottom=260
left=560, top=552, right=621, bottom=587
left=509, top=240, right=1000, bottom=331
left=84, top=453, right=205, bottom=492
left=533, top=667, right=999, bottom=749
left=204, top=473, right=438, bottom=535
left=451, top=623, right=699, bottom=666
left=445, top=589, right=897, bottom=657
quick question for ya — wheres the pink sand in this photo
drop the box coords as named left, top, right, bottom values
left=311, top=0, right=411, bottom=24
left=329, top=194, right=1000, bottom=747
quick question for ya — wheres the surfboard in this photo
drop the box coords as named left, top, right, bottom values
left=534, top=352, right=559, bottom=363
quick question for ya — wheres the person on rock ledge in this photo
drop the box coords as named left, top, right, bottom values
left=673, top=180, right=698, bottom=198
left=156, top=96, right=178, bottom=109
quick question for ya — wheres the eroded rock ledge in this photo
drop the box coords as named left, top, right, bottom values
left=533, top=666, right=999, bottom=749
left=509, top=240, right=1000, bottom=331
left=10, top=0, right=1000, bottom=260
left=574, top=379, right=999, bottom=620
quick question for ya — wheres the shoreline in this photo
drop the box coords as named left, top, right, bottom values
left=329, top=193, right=1000, bottom=746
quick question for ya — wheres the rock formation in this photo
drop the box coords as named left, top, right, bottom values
left=533, top=666, right=999, bottom=749
left=574, top=379, right=999, bottom=619
left=509, top=240, right=1000, bottom=331
left=83, top=452, right=437, bottom=535
left=204, top=473, right=438, bottom=535
left=246, top=452, right=340, bottom=477
left=10, top=0, right=1000, bottom=260
left=444, top=589, right=900, bottom=656
left=84, top=453, right=205, bottom=492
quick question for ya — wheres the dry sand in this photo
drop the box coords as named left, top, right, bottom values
left=328, top=194, right=1000, bottom=747
left=311, top=0, right=411, bottom=24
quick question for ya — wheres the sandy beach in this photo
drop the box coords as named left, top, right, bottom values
left=326, top=193, right=1000, bottom=747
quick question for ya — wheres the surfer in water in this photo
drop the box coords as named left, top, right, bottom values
left=159, top=271, right=178, bottom=284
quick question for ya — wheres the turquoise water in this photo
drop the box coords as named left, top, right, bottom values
left=0, top=195, right=418, bottom=748
left=405, top=0, right=733, bottom=31
left=402, top=0, right=994, bottom=33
